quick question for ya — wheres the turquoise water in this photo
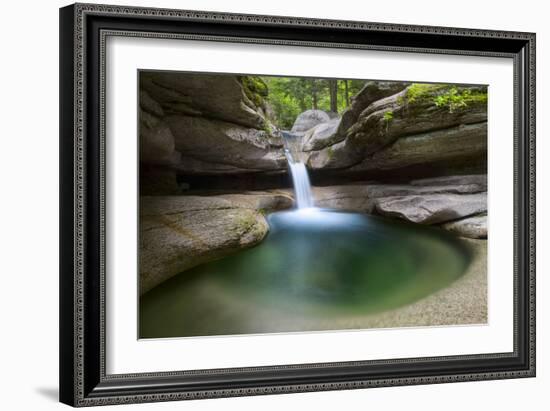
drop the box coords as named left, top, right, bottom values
left=140, top=209, right=471, bottom=338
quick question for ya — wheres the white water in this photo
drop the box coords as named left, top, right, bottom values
left=287, top=161, right=314, bottom=208
left=281, top=131, right=315, bottom=209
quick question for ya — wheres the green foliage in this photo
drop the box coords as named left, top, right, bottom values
left=260, top=76, right=366, bottom=129
left=383, top=110, right=394, bottom=132
left=260, top=77, right=306, bottom=129
left=433, top=87, right=487, bottom=112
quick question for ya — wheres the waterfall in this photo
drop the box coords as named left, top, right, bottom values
left=287, top=161, right=314, bottom=209
left=280, top=131, right=315, bottom=209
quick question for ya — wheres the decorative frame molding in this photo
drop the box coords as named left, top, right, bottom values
left=59, top=3, right=535, bottom=407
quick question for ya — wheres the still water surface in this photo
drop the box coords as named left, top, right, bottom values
left=140, top=209, right=470, bottom=338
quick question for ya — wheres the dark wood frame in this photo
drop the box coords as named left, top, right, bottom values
left=59, top=2, right=536, bottom=407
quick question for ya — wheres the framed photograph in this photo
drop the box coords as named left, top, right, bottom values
left=59, top=3, right=535, bottom=407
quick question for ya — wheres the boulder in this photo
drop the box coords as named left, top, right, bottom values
left=312, top=175, right=487, bottom=221
left=443, top=214, right=487, bottom=238
left=307, top=84, right=487, bottom=171
left=302, top=118, right=341, bottom=151
left=337, top=81, right=409, bottom=136
left=140, top=192, right=293, bottom=293
left=306, top=139, right=350, bottom=169
left=290, top=109, right=331, bottom=134
left=373, top=192, right=487, bottom=224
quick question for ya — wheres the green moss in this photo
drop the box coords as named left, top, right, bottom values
left=248, top=76, right=269, bottom=97
left=234, top=213, right=258, bottom=234
left=433, top=86, right=487, bottom=113
left=326, top=146, right=334, bottom=160
left=383, top=110, right=394, bottom=132
left=406, top=83, right=445, bottom=104
left=263, top=122, right=274, bottom=135
left=404, top=83, right=487, bottom=113
left=240, top=76, right=269, bottom=108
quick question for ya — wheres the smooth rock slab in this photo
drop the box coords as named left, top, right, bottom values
left=140, top=193, right=293, bottom=294
left=411, top=174, right=487, bottom=189
left=373, top=192, right=487, bottom=225
left=443, top=214, right=488, bottom=239
left=313, top=185, right=371, bottom=212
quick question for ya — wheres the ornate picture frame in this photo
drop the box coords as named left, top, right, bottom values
left=59, top=3, right=535, bottom=406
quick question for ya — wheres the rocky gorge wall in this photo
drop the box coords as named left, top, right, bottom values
left=139, top=73, right=488, bottom=293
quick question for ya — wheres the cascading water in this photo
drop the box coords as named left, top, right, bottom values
left=280, top=131, right=315, bottom=209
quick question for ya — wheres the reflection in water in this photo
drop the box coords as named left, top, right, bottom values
left=140, top=209, right=471, bottom=338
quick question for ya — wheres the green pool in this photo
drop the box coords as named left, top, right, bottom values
left=140, top=209, right=471, bottom=338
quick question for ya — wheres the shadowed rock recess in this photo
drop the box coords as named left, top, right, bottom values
left=139, top=74, right=488, bottom=293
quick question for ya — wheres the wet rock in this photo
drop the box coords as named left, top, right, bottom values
left=443, top=214, right=487, bottom=238
left=139, top=192, right=292, bottom=293
left=313, top=185, right=371, bottom=212
left=312, top=177, right=488, bottom=232
left=373, top=192, right=487, bottom=225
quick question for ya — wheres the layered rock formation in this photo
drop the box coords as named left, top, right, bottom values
left=304, top=82, right=487, bottom=172
left=139, top=72, right=286, bottom=185
left=314, top=175, right=487, bottom=239
left=140, top=77, right=487, bottom=182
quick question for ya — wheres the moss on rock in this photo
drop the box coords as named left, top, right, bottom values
left=405, top=83, right=488, bottom=113
left=239, top=75, right=269, bottom=109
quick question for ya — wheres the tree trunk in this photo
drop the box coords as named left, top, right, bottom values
left=311, top=79, right=318, bottom=109
left=344, top=80, right=350, bottom=107
left=329, top=79, right=338, bottom=112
